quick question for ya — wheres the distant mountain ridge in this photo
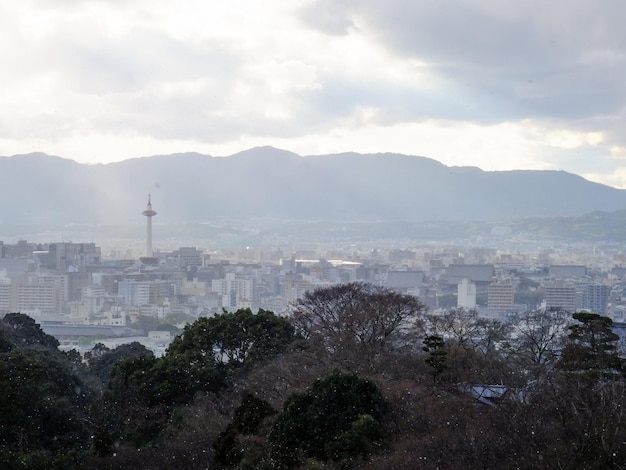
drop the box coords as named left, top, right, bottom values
left=1, top=146, right=625, bottom=226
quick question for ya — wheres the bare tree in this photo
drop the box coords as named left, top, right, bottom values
left=426, top=308, right=512, bottom=384
left=505, top=308, right=569, bottom=378
left=427, top=308, right=510, bottom=355
left=291, top=282, right=426, bottom=370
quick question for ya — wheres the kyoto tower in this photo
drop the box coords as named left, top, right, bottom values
left=142, top=194, right=157, bottom=258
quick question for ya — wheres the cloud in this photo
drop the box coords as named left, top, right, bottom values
left=0, top=0, right=625, bottom=188
left=292, top=0, right=626, bottom=187
left=300, top=0, right=626, bottom=120
left=299, top=0, right=355, bottom=36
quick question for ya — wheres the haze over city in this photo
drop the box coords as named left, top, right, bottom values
left=2, top=1, right=626, bottom=187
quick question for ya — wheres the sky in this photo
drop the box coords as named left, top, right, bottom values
left=1, top=0, right=626, bottom=187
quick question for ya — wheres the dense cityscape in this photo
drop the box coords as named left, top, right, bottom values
left=1, top=190, right=626, bottom=468
left=3, top=196, right=626, bottom=469
left=1, top=196, right=626, bottom=356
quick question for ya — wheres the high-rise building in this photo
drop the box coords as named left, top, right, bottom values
left=36, top=242, right=101, bottom=273
left=118, top=279, right=151, bottom=306
left=581, top=284, right=610, bottom=315
left=17, top=285, right=59, bottom=313
left=487, top=278, right=514, bottom=310
left=211, top=273, right=254, bottom=309
left=118, top=279, right=172, bottom=306
left=0, top=269, right=11, bottom=313
left=173, top=247, right=203, bottom=267
left=544, top=282, right=576, bottom=312
left=457, top=278, right=477, bottom=309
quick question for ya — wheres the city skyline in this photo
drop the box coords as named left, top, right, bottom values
left=1, top=1, right=626, bottom=188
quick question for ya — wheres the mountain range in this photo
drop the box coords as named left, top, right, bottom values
left=1, top=146, right=626, bottom=240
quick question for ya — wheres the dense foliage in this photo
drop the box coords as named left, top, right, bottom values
left=269, top=369, right=386, bottom=468
left=0, top=313, right=92, bottom=469
left=3, top=284, right=626, bottom=469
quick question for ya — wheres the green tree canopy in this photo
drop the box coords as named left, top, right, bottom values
left=423, top=334, right=448, bottom=381
left=98, top=308, right=295, bottom=452
left=559, top=311, right=623, bottom=374
left=86, top=341, right=154, bottom=385
left=168, top=308, right=295, bottom=372
left=0, top=348, right=93, bottom=468
left=98, top=354, right=165, bottom=450
left=0, top=312, right=59, bottom=350
left=213, top=392, right=276, bottom=468
left=269, top=369, right=386, bottom=468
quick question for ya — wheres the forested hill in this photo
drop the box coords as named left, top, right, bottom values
left=2, top=286, right=626, bottom=468
left=0, top=146, right=625, bottom=225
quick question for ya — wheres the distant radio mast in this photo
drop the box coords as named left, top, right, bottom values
left=142, top=194, right=157, bottom=258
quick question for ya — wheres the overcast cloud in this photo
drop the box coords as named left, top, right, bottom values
left=1, top=0, right=625, bottom=187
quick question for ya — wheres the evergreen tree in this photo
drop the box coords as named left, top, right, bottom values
left=269, top=369, right=386, bottom=468
left=559, top=312, right=623, bottom=374
left=423, top=334, right=448, bottom=381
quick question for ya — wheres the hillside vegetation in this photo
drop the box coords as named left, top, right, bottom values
left=2, top=284, right=626, bottom=469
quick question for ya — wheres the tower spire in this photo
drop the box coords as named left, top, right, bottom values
left=142, top=194, right=157, bottom=258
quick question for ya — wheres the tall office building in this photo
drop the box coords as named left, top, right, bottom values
left=544, top=282, right=577, bottom=312
left=487, top=278, right=514, bottom=310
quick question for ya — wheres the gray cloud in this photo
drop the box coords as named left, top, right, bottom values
left=3, top=1, right=626, bottom=187
left=300, top=0, right=626, bottom=122
left=298, top=0, right=355, bottom=36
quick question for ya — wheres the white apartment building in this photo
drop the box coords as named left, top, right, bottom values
left=0, top=284, right=10, bottom=313
left=211, top=273, right=254, bottom=310
left=17, top=284, right=59, bottom=313
left=118, top=279, right=151, bottom=306
left=118, top=279, right=172, bottom=307
left=0, top=269, right=11, bottom=313
left=457, top=278, right=477, bottom=309
left=81, top=286, right=107, bottom=314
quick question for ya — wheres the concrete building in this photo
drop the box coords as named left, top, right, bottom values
left=172, top=247, right=203, bottom=267
left=487, top=278, right=515, bottom=310
left=0, top=270, right=11, bottom=313
left=386, top=270, right=425, bottom=294
left=211, top=273, right=254, bottom=310
left=17, top=284, right=59, bottom=313
left=34, top=273, right=69, bottom=306
left=0, top=239, right=37, bottom=258
left=118, top=279, right=151, bottom=306
left=100, top=307, right=127, bottom=326
left=443, top=264, right=495, bottom=290
left=580, top=284, right=610, bottom=315
left=457, top=278, right=477, bottom=309
left=81, top=286, right=107, bottom=314
left=41, top=324, right=143, bottom=349
left=549, top=265, right=587, bottom=280
left=36, top=242, right=101, bottom=273
left=544, top=282, right=577, bottom=312
left=0, top=258, right=33, bottom=280
left=181, top=279, right=208, bottom=297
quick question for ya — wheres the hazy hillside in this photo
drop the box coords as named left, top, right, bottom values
left=1, top=146, right=625, bottom=226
